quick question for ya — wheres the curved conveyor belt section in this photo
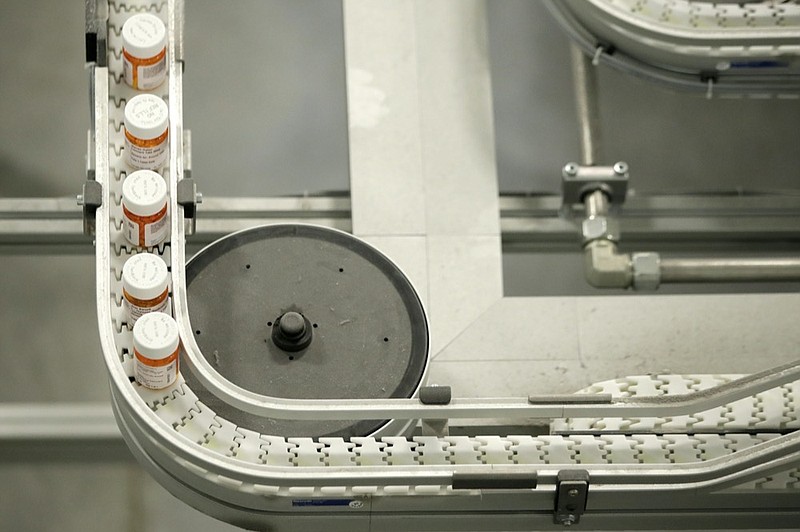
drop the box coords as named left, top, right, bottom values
left=546, top=0, right=800, bottom=96
left=94, top=0, right=800, bottom=527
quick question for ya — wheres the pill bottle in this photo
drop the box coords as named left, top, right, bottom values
left=122, top=252, right=170, bottom=324
left=133, top=312, right=180, bottom=390
left=124, top=94, right=169, bottom=170
left=122, top=169, right=168, bottom=248
left=122, top=13, right=167, bottom=90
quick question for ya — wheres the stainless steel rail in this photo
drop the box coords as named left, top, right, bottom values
left=661, top=257, right=800, bottom=283
left=4, top=194, right=800, bottom=252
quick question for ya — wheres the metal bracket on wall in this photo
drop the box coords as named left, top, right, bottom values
left=554, top=469, right=590, bottom=526
left=84, top=0, right=108, bottom=66
left=176, top=178, right=198, bottom=219
left=78, top=179, right=102, bottom=237
left=561, top=162, right=629, bottom=208
left=176, top=177, right=201, bottom=236
left=176, top=130, right=199, bottom=235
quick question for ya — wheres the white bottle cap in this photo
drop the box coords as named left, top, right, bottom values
left=133, top=312, right=180, bottom=360
left=124, top=94, right=169, bottom=141
left=122, top=253, right=169, bottom=300
left=122, top=13, right=167, bottom=59
left=123, top=170, right=168, bottom=217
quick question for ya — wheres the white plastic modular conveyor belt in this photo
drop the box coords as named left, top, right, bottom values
left=546, top=0, right=800, bottom=96
left=91, top=0, right=800, bottom=529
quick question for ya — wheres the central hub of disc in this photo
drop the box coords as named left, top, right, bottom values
left=271, top=311, right=313, bottom=352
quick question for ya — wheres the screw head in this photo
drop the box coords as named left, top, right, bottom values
left=563, top=163, right=579, bottom=177
left=76, top=194, right=84, bottom=206
left=613, top=161, right=628, bottom=176
left=567, top=488, right=580, bottom=497
left=562, top=514, right=577, bottom=526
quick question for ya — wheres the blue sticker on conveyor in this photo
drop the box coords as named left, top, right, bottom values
left=292, top=499, right=362, bottom=508
left=730, top=60, right=790, bottom=69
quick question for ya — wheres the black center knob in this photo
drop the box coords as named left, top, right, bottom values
left=271, top=311, right=313, bottom=352
left=280, top=312, right=306, bottom=338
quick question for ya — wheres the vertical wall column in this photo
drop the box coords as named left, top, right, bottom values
left=344, top=0, right=503, bottom=356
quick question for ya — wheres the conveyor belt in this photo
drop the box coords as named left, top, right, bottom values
left=547, top=0, right=800, bottom=96
left=554, top=374, right=800, bottom=434
left=93, top=0, right=800, bottom=526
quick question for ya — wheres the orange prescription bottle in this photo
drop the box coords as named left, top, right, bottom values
left=122, top=13, right=167, bottom=90
left=133, top=312, right=180, bottom=390
left=124, top=94, right=168, bottom=170
left=122, top=252, right=170, bottom=324
left=122, top=170, right=168, bottom=248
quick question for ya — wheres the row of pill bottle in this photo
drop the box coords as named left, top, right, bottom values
left=122, top=16, right=169, bottom=245
left=123, top=252, right=176, bottom=389
left=122, top=14, right=169, bottom=172
left=123, top=252, right=178, bottom=389
left=121, top=16, right=179, bottom=391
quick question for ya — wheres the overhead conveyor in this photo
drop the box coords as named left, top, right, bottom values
left=546, top=0, right=800, bottom=97
left=80, top=1, right=800, bottom=530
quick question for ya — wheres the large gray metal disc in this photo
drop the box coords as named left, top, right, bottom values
left=183, top=224, right=429, bottom=438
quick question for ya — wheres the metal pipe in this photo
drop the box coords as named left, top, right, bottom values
left=569, top=43, right=601, bottom=166
left=584, top=189, right=609, bottom=217
left=660, top=257, right=800, bottom=283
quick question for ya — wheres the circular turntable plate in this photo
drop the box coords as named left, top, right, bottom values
left=183, top=224, right=429, bottom=438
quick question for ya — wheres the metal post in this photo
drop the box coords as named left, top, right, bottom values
left=570, top=44, right=601, bottom=166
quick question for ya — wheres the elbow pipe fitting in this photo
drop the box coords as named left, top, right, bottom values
left=583, top=240, right=632, bottom=288
left=579, top=188, right=661, bottom=291
left=583, top=243, right=661, bottom=290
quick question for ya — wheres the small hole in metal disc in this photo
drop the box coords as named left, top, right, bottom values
left=245, top=264, right=251, bottom=269
left=195, top=330, right=201, bottom=335
left=383, top=337, right=389, bottom=342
